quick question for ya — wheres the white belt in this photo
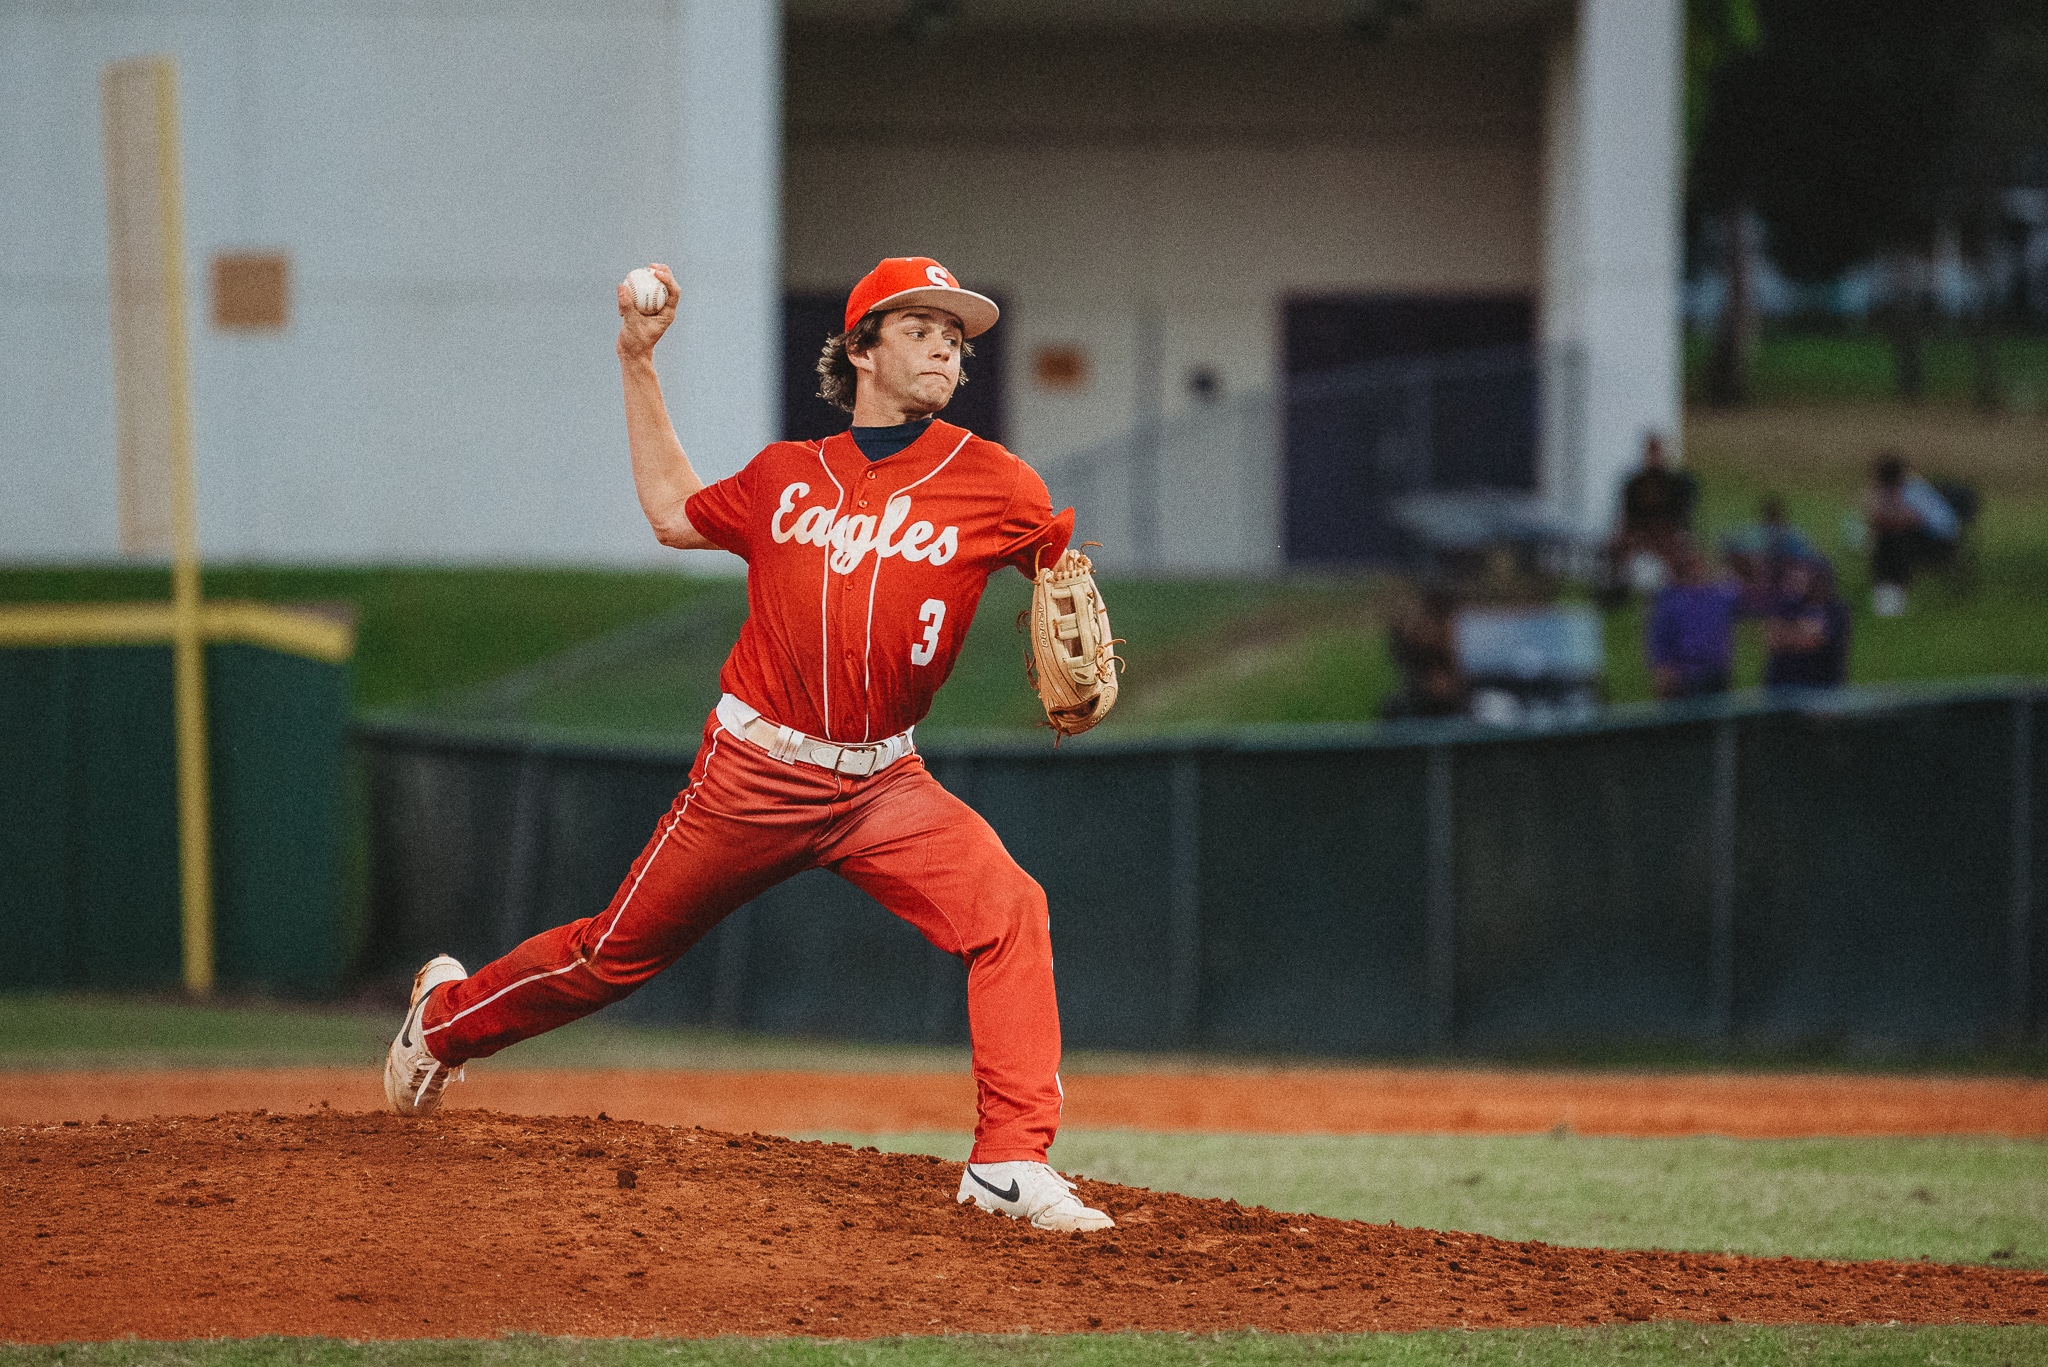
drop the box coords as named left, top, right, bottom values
left=715, top=693, right=914, bottom=779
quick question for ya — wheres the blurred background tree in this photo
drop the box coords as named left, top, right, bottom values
left=1685, top=0, right=1761, bottom=406
left=1689, top=0, right=2048, bottom=405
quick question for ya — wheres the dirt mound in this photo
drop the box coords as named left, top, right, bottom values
left=5, top=1111, right=2042, bottom=1342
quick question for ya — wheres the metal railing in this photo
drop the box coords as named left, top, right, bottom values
left=1034, top=344, right=1585, bottom=574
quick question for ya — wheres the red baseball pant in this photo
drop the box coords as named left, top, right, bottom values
left=418, top=714, right=1064, bottom=1163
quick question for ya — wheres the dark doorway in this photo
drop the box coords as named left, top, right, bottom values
left=782, top=291, right=1007, bottom=445
left=1283, top=294, right=1535, bottom=567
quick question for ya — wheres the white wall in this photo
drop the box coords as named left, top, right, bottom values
left=784, top=25, right=1545, bottom=573
left=2, top=5, right=1676, bottom=569
left=0, top=0, right=779, bottom=563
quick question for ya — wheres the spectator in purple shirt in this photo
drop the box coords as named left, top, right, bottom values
left=1763, top=555, right=1850, bottom=690
left=1646, top=537, right=1740, bottom=700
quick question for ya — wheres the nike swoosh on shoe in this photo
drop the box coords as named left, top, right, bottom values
left=400, top=1000, right=422, bottom=1049
left=968, top=1167, right=1022, bottom=1203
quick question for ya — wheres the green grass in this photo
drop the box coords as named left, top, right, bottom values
left=0, top=565, right=1394, bottom=740
left=0, top=993, right=967, bottom=1074
left=4, top=402, right=2045, bottom=730
left=921, top=578, right=1398, bottom=736
left=398, top=575, right=1402, bottom=740
left=1683, top=331, right=2048, bottom=408
left=0, top=993, right=395, bottom=1070
left=404, top=575, right=1401, bottom=741
left=814, top=1131, right=2047, bottom=1270
left=2, top=1326, right=2044, bottom=1366
left=9, top=994, right=2041, bottom=1078
left=0, top=566, right=721, bottom=711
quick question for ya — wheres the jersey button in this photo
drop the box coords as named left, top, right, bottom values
left=866, top=470, right=878, bottom=480
left=858, top=499, right=869, bottom=508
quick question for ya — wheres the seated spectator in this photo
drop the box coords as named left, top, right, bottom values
left=1763, top=555, right=1850, bottom=690
left=1863, top=452, right=1959, bottom=617
left=1382, top=586, right=1469, bottom=719
left=1606, top=433, right=1697, bottom=597
left=1723, top=494, right=1818, bottom=614
left=1646, top=536, right=1740, bottom=700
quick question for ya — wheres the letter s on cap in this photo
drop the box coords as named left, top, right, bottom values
left=926, top=265, right=954, bottom=287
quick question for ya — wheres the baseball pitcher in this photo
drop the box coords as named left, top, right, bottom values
left=384, top=256, right=1118, bottom=1233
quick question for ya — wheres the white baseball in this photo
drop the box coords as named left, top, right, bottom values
left=625, top=267, right=668, bottom=315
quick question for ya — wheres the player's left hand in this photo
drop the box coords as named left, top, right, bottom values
left=616, top=262, right=679, bottom=361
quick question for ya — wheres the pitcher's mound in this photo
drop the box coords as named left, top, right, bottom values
left=5, top=1110, right=2041, bottom=1341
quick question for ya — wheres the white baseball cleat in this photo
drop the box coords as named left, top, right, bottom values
left=957, top=1160, right=1115, bottom=1232
left=383, top=954, right=468, bottom=1116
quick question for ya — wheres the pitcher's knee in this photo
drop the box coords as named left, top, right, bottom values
left=981, top=870, right=1052, bottom=955
left=566, top=921, right=663, bottom=1002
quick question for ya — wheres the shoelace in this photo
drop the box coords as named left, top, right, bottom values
left=407, top=1057, right=464, bottom=1108
left=1034, top=1166, right=1089, bottom=1207
left=409, top=1058, right=442, bottom=1107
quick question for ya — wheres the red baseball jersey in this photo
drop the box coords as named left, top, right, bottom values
left=684, top=420, right=1074, bottom=742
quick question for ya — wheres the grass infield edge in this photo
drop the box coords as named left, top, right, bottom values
left=2, top=1325, right=2047, bottom=1367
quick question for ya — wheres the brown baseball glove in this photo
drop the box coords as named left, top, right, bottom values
left=1024, top=546, right=1120, bottom=739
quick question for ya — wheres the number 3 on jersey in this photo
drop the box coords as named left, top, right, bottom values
left=910, top=599, right=945, bottom=666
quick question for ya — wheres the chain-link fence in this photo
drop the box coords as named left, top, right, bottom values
left=356, top=681, right=2044, bottom=1056
left=1036, top=344, right=1584, bottom=575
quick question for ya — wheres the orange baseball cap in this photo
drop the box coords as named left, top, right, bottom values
left=844, top=257, right=999, bottom=338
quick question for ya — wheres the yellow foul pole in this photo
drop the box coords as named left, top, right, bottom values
left=155, top=61, right=213, bottom=997
left=103, top=56, right=212, bottom=995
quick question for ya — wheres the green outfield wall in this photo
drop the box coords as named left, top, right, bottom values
left=0, top=633, right=352, bottom=995
left=357, top=684, right=2046, bottom=1054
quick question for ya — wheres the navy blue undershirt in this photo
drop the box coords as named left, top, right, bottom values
left=849, top=418, right=933, bottom=462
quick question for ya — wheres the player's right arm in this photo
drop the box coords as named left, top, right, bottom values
left=616, top=263, right=716, bottom=551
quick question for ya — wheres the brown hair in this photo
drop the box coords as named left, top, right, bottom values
left=815, top=310, right=973, bottom=413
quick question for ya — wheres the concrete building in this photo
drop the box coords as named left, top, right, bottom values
left=2, top=0, right=1680, bottom=570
